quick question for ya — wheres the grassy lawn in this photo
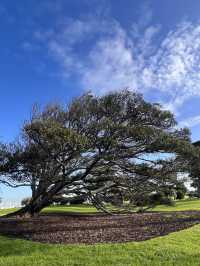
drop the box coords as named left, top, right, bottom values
left=0, top=204, right=98, bottom=217
left=1, top=223, right=200, bottom=265
left=1, top=199, right=200, bottom=265
left=152, top=198, right=200, bottom=212
left=1, top=199, right=200, bottom=217
left=0, top=208, right=17, bottom=216
left=44, top=204, right=98, bottom=214
left=0, top=199, right=200, bottom=266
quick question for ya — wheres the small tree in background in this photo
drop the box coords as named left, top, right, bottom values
left=21, top=197, right=31, bottom=206
left=189, top=141, right=200, bottom=197
left=175, top=182, right=187, bottom=200
left=0, top=90, right=194, bottom=217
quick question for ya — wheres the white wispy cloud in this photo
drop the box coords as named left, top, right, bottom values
left=34, top=5, right=200, bottom=121
left=149, top=22, right=200, bottom=111
left=179, top=116, right=200, bottom=128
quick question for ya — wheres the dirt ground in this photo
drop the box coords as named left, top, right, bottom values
left=0, top=211, right=200, bottom=244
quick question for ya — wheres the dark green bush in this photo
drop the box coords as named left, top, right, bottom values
left=21, top=197, right=31, bottom=206
left=134, top=194, right=150, bottom=207
left=134, top=192, right=174, bottom=207
left=176, top=190, right=185, bottom=200
left=149, top=192, right=165, bottom=204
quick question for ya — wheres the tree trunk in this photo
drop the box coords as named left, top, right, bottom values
left=4, top=181, right=66, bottom=218
left=3, top=197, right=51, bottom=218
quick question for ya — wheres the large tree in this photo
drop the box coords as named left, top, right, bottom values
left=0, top=90, right=194, bottom=216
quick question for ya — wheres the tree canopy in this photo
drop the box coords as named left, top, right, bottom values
left=0, top=90, right=195, bottom=216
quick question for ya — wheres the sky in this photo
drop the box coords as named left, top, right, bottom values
left=1, top=0, right=200, bottom=206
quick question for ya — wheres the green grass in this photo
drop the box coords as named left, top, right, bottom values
left=1, top=199, right=200, bottom=265
left=1, top=199, right=200, bottom=217
left=0, top=208, right=17, bottom=216
left=0, top=204, right=98, bottom=217
left=152, top=198, right=200, bottom=212
left=1, top=223, right=200, bottom=265
left=44, top=204, right=98, bottom=214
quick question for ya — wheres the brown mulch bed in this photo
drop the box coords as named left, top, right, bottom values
left=0, top=211, right=200, bottom=244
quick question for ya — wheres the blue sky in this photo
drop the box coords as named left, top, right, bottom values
left=1, top=0, right=200, bottom=206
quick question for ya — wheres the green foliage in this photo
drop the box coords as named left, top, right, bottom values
left=149, top=192, right=174, bottom=206
left=188, top=141, right=200, bottom=197
left=21, top=197, right=31, bottom=206
left=149, top=192, right=166, bottom=204
left=133, top=192, right=174, bottom=208
left=0, top=90, right=195, bottom=216
left=176, top=190, right=185, bottom=200
left=175, top=182, right=187, bottom=200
